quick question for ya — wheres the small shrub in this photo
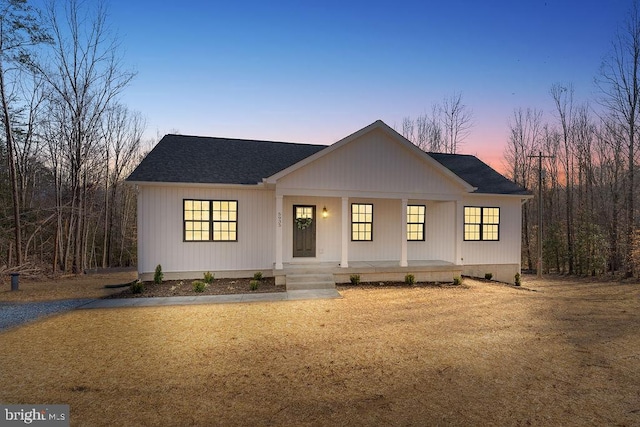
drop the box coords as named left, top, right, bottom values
left=350, top=274, right=361, bottom=285
left=250, top=279, right=259, bottom=291
left=404, top=274, right=415, bottom=285
left=514, top=273, right=521, bottom=287
left=453, top=276, right=463, bottom=286
left=130, top=280, right=144, bottom=294
left=485, top=272, right=493, bottom=280
left=154, top=264, right=163, bottom=284
left=192, top=280, right=207, bottom=293
left=253, top=271, right=263, bottom=281
left=203, top=271, right=214, bottom=284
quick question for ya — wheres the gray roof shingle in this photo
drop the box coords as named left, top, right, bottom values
left=126, top=134, right=327, bottom=185
left=127, top=134, right=531, bottom=196
left=427, top=152, right=531, bottom=195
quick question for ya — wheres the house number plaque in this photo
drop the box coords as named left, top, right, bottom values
left=277, top=212, right=282, bottom=227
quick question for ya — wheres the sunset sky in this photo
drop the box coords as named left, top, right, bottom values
left=106, top=0, right=630, bottom=170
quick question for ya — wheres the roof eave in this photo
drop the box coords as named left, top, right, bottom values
left=467, top=191, right=534, bottom=198
left=126, top=180, right=265, bottom=189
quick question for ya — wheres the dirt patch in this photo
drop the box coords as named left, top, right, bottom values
left=0, top=271, right=137, bottom=302
left=1, top=274, right=639, bottom=426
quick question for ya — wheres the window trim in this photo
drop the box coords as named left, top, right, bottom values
left=464, top=206, right=500, bottom=241
left=407, top=204, right=426, bottom=241
left=183, top=199, right=238, bottom=242
left=351, top=203, right=373, bottom=241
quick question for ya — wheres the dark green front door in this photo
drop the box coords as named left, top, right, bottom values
left=293, top=205, right=316, bottom=257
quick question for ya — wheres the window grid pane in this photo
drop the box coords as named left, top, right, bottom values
left=483, top=207, right=500, bottom=224
left=465, top=224, right=480, bottom=241
left=483, top=224, right=499, bottom=241
left=352, top=203, right=373, bottom=241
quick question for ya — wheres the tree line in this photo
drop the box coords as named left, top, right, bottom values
left=3, top=0, right=639, bottom=280
left=504, top=2, right=640, bottom=277
left=0, top=0, right=145, bottom=275
left=400, top=2, right=640, bottom=278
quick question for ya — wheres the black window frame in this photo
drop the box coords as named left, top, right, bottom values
left=464, top=206, right=500, bottom=241
left=183, top=199, right=238, bottom=242
left=351, top=203, right=373, bottom=241
left=407, top=204, right=426, bottom=241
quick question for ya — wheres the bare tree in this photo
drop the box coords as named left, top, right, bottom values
left=402, top=93, right=471, bottom=154
left=596, top=0, right=640, bottom=276
left=33, top=0, right=134, bottom=272
left=0, top=0, right=50, bottom=266
left=442, top=92, right=473, bottom=154
left=540, top=125, right=564, bottom=273
left=401, top=116, right=414, bottom=143
left=504, top=107, right=542, bottom=270
left=551, top=83, right=576, bottom=274
left=100, top=103, right=144, bottom=267
left=594, top=118, right=625, bottom=272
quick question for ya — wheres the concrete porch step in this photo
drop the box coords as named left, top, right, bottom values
left=285, top=273, right=336, bottom=291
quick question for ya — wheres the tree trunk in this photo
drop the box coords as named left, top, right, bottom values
left=0, top=62, right=23, bottom=267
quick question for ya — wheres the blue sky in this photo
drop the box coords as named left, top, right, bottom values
left=105, top=0, right=630, bottom=169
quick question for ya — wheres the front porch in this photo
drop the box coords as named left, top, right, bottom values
left=274, top=260, right=462, bottom=286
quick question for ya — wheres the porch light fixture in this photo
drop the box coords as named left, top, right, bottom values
left=322, top=206, right=328, bottom=218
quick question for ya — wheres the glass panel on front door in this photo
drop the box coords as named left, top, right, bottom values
left=296, top=206, right=313, bottom=220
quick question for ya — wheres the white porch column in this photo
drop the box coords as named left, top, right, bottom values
left=455, top=199, right=463, bottom=265
left=341, top=197, right=349, bottom=268
left=400, top=198, right=408, bottom=267
left=275, top=195, right=283, bottom=270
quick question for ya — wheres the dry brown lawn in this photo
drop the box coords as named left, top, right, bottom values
left=1, top=275, right=639, bottom=426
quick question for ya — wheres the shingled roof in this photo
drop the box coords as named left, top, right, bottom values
left=127, top=133, right=530, bottom=196
left=427, top=152, right=531, bottom=195
left=126, top=135, right=327, bottom=185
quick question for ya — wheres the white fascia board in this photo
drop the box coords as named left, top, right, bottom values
left=127, top=181, right=265, bottom=189
left=465, top=192, right=534, bottom=200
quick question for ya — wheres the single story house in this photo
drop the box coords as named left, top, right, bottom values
left=126, top=120, right=531, bottom=285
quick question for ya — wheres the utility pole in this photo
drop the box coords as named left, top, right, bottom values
left=529, top=151, right=555, bottom=278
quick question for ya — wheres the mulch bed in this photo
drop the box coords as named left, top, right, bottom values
left=106, top=277, right=471, bottom=299
left=105, top=277, right=284, bottom=298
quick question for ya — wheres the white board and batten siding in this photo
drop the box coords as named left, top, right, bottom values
left=410, top=200, right=456, bottom=263
left=137, top=184, right=275, bottom=278
left=460, top=195, right=523, bottom=265
left=134, top=122, right=527, bottom=282
left=274, top=128, right=471, bottom=265
left=282, top=195, right=341, bottom=263
left=275, top=128, right=465, bottom=199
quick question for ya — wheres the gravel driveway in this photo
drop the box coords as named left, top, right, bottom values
left=0, top=299, right=94, bottom=332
